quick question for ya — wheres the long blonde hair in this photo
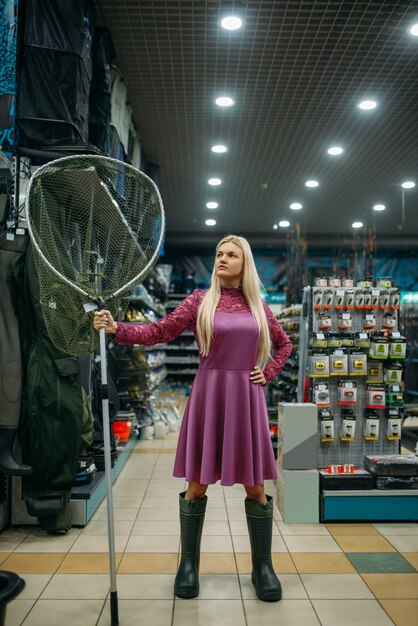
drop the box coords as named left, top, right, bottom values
left=196, top=235, right=271, bottom=366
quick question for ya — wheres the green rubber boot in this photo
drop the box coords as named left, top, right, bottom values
left=245, top=495, right=282, bottom=602
left=174, top=491, right=207, bottom=599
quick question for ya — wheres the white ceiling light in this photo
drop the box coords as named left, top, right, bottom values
left=409, top=23, right=418, bottom=36
left=289, top=202, right=302, bottom=210
left=216, top=96, right=235, bottom=107
left=305, top=180, right=319, bottom=188
left=206, top=202, right=218, bottom=209
left=205, top=219, right=216, bottom=226
left=358, top=100, right=377, bottom=110
left=327, top=146, right=344, bottom=156
left=352, top=221, right=363, bottom=229
left=208, top=178, right=221, bottom=186
left=373, top=204, right=386, bottom=211
left=220, top=16, right=243, bottom=31
left=402, top=181, right=416, bottom=189
left=279, top=220, right=290, bottom=228
left=211, top=145, right=228, bottom=153
left=273, top=224, right=278, bottom=230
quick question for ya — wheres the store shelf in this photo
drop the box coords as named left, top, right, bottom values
left=321, top=488, right=418, bottom=521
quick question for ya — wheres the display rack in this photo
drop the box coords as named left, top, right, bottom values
left=165, top=294, right=199, bottom=386
left=268, top=304, right=301, bottom=406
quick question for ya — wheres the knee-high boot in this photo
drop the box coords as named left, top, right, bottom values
left=174, top=491, right=207, bottom=599
left=245, top=495, right=282, bottom=602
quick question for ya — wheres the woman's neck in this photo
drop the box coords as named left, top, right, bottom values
left=220, top=280, right=241, bottom=289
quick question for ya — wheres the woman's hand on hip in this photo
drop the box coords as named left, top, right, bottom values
left=250, top=366, right=266, bottom=386
left=93, top=310, right=118, bottom=334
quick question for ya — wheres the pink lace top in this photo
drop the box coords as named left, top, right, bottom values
left=113, top=287, right=292, bottom=383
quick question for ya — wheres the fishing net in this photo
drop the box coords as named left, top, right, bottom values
left=25, top=155, right=165, bottom=356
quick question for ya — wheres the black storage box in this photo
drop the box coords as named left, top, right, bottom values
left=375, top=475, right=418, bottom=489
left=319, top=468, right=374, bottom=490
left=364, top=454, right=418, bottom=477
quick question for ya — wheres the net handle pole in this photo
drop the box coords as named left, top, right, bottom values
left=99, top=327, right=119, bottom=626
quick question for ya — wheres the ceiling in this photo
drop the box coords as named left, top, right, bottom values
left=95, top=0, right=418, bottom=249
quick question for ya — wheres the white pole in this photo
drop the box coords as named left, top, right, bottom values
left=99, top=327, right=119, bottom=626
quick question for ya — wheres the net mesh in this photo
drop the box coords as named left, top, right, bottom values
left=26, top=155, right=164, bottom=356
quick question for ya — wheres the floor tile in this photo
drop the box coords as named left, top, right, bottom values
left=243, top=599, right=320, bottom=625
left=401, top=552, right=418, bottom=571
left=2, top=599, right=35, bottom=626
left=58, top=552, right=123, bottom=573
left=361, top=573, right=418, bottom=598
left=334, top=535, right=395, bottom=553
left=40, top=573, right=110, bottom=599
left=283, top=535, right=342, bottom=553
left=125, top=534, right=179, bottom=552
left=379, top=599, right=418, bottom=626
left=278, top=523, right=331, bottom=536
left=301, top=573, right=374, bottom=599
left=0, top=552, right=8, bottom=565
left=140, top=495, right=179, bottom=508
left=93, top=507, right=138, bottom=521
left=116, top=573, right=174, bottom=599
left=173, top=599, right=246, bottom=626
left=118, top=553, right=178, bottom=574
left=232, top=534, right=287, bottom=553
left=201, top=535, right=234, bottom=553
left=197, top=574, right=241, bottom=599
left=80, top=519, right=134, bottom=536
left=373, top=523, right=418, bottom=536
left=131, top=520, right=180, bottom=535
left=14, top=532, right=79, bottom=553
left=346, top=552, right=416, bottom=574
left=112, top=495, right=143, bottom=508
left=240, top=573, right=308, bottom=600
left=291, top=552, right=356, bottom=574
left=136, top=507, right=179, bottom=521
left=70, top=534, right=128, bottom=553
left=229, top=520, right=280, bottom=535
left=312, top=599, right=394, bottom=625
left=20, top=599, right=104, bottom=626
left=200, top=553, right=237, bottom=574
left=226, top=509, right=247, bottom=521
left=383, top=536, right=418, bottom=552
left=203, top=520, right=231, bottom=535
left=17, top=574, right=52, bottom=599
left=1, top=553, right=65, bottom=574
left=327, top=524, right=380, bottom=536
left=235, top=553, right=296, bottom=574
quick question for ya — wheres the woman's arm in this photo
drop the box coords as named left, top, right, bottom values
left=261, top=301, right=293, bottom=383
left=106, top=290, right=204, bottom=346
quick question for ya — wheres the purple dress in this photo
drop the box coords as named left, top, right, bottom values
left=113, top=287, right=293, bottom=486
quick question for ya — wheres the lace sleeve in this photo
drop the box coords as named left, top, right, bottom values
left=113, top=289, right=205, bottom=346
left=261, top=301, right=293, bottom=384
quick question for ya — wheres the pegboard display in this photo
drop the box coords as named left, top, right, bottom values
left=299, top=282, right=403, bottom=468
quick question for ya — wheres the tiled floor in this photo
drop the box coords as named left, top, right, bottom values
left=1, top=433, right=418, bottom=626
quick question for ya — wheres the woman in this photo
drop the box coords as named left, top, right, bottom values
left=94, top=235, right=292, bottom=602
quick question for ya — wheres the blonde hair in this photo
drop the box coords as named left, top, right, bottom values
left=196, top=235, right=271, bottom=366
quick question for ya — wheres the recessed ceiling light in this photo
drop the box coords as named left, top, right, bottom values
left=290, top=202, right=302, bottom=210
left=409, top=23, right=418, bottom=36
left=305, top=180, right=319, bottom=188
left=220, top=16, right=243, bottom=31
left=208, top=178, right=221, bottom=186
left=327, top=146, right=344, bottom=156
left=279, top=220, right=290, bottom=228
left=352, top=221, right=363, bottom=229
left=273, top=224, right=278, bottom=230
left=205, top=219, right=216, bottom=226
left=402, top=181, right=416, bottom=189
left=373, top=204, right=386, bottom=211
left=358, top=100, right=377, bottom=110
left=206, top=202, right=218, bottom=209
left=211, top=145, right=228, bottom=153
left=215, top=96, right=235, bottom=107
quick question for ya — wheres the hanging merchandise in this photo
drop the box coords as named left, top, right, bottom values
left=329, top=277, right=341, bottom=288
left=358, top=278, right=374, bottom=288
left=364, top=290, right=372, bottom=310
left=363, top=313, right=376, bottom=330
left=366, top=360, right=384, bottom=383
left=341, top=334, right=354, bottom=348
left=371, top=289, right=380, bottom=310
left=327, top=333, right=342, bottom=349
left=386, top=383, right=403, bottom=407
left=342, top=277, right=354, bottom=288
left=334, top=289, right=345, bottom=310
left=382, top=313, right=397, bottom=329
left=315, top=276, right=328, bottom=288
left=309, top=352, right=330, bottom=377
left=354, top=332, right=371, bottom=350
left=390, top=291, right=400, bottom=310
left=337, top=311, right=352, bottom=330
left=330, top=351, right=348, bottom=376
left=313, top=290, right=323, bottom=310
left=340, top=409, right=356, bottom=440
left=344, top=290, right=355, bottom=309
left=323, top=289, right=334, bottom=309
left=348, top=352, right=367, bottom=376
left=376, top=278, right=392, bottom=289
left=388, top=333, right=406, bottom=359
left=363, top=409, right=380, bottom=440
left=369, top=333, right=389, bottom=359
left=379, top=290, right=390, bottom=310
left=310, top=332, right=328, bottom=349
left=312, top=382, right=331, bottom=406
left=319, top=408, right=335, bottom=442
left=354, top=290, right=365, bottom=310
left=385, top=408, right=402, bottom=440
left=338, top=380, right=357, bottom=405
left=317, top=311, right=332, bottom=329
left=384, top=362, right=403, bottom=385
left=366, top=384, right=386, bottom=409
